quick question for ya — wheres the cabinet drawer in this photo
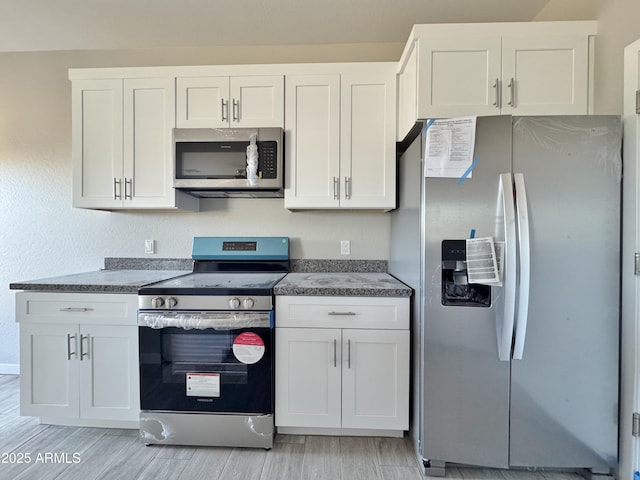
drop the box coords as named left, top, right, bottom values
left=16, top=292, right=137, bottom=326
left=276, top=296, right=409, bottom=329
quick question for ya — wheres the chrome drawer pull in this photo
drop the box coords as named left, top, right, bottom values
left=60, top=307, right=94, bottom=312
left=328, top=311, right=356, bottom=316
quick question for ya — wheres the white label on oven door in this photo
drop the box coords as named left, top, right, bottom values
left=186, top=372, right=220, bottom=397
left=232, top=332, right=265, bottom=365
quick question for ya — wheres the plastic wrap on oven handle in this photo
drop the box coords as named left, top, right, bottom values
left=138, top=312, right=271, bottom=330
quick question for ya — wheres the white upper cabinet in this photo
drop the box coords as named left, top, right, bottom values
left=397, top=21, right=596, bottom=141
left=176, top=75, right=284, bottom=128
left=285, top=74, right=341, bottom=209
left=500, top=35, right=589, bottom=115
left=285, top=64, right=396, bottom=211
left=71, top=74, right=198, bottom=211
left=123, top=78, right=178, bottom=208
left=72, top=79, right=123, bottom=209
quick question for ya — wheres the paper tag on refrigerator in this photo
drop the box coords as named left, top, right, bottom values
left=186, top=372, right=220, bottom=397
left=232, top=332, right=265, bottom=365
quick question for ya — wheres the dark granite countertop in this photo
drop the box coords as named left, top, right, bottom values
left=9, top=258, right=408, bottom=296
left=274, top=272, right=412, bottom=297
left=9, top=269, right=190, bottom=294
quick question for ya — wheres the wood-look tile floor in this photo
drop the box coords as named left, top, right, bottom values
left=0, top=375, right=590, bottom=480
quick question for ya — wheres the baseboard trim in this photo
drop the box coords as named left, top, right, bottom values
left=0, top=364, right=19, bottom=375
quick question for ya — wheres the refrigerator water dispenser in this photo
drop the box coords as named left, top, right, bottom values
left=441, top=240, right=491, bottom=307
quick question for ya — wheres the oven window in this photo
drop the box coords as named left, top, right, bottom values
left=139, top=326, right=273, bottom=413
left=161, top=332, right=248, bottom=385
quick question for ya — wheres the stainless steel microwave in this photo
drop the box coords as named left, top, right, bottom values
left=173, top=127, right=284, bottom=198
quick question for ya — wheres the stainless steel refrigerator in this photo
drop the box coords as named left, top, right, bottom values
left=390, top=115, right=621, bottom=475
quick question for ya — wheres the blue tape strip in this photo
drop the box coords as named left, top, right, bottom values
left=423, top=118, right=435, bottom=140
left=470, top=229, right=476, bottom=239
left=457, top=157, right=480, bottom=185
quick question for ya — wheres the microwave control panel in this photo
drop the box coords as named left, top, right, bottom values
left=258, top=142, right=277, bottom=179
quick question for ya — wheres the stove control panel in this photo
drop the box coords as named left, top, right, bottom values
left=139, top=295, right=272, bottom=311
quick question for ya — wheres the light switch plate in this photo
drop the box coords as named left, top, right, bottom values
left=145, top=239, right=155, bottom=254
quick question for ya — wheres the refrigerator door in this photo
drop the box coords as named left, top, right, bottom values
left=422, top=115, right=512, bottom=468
left=509, top=116, right=621, bottom=469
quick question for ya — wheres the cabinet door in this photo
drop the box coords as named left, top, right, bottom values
left=19, top=323, right=79, bottom=418
left=341, top=329, right=409, bottom=430
left=501, top=36, right=589, bottom=115
left=72, top=79, right=124, bottom=209
left=123, top=78, right=176, bottom=208
left=79, top=325, right=140, bottom=421
left=230, top=76, right=284, bottom=127
left=275, top=328, right=342, bottom=428
left=176, top=76, right=229, bottom=128
left=341, top=71, right=396, bottom=209
left=417, top=36, right=502, bottom=118
left=284, top=75, right=341, bottom=209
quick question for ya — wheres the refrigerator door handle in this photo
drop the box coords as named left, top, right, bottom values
left=497, top=173, right=517, bottom=361
left=512, top=173, right=530, bottom=360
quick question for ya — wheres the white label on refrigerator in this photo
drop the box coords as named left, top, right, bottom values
left=424, top=116, right=476, bottom=178
left=186, top=372, right=220, bottom=397
left=466, top=237, right=501, bottom=285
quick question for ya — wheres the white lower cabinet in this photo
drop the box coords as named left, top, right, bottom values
left=275, top=296, right=409, bottom=436
left=17, top=292, right=139, bottom=427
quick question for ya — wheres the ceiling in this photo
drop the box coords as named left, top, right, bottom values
left=0, top=0, right=555, bottom=53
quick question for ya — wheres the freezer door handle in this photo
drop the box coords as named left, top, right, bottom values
left=513, top=173, right=530, bottom=360
left=497, top=173, right=517, bottom=361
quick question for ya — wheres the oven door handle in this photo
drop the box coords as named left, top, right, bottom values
left=138, top=311, right=272, bottom=329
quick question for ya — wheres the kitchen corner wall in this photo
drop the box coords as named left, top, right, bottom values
left=0, top=44, right=402, bottom=372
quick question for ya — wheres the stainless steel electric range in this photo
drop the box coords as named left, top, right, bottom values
left=137, top=236, right=289, bottom=449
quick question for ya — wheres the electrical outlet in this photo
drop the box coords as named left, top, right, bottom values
left=340, top=240, right=351, bottom=256
left=145, top=239, right=155, bottom=254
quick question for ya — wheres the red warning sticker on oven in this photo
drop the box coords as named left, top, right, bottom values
left=232, top=332, right=265, bottom=364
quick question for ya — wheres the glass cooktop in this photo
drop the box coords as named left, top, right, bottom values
left=140, top=272, right=287, bottom=296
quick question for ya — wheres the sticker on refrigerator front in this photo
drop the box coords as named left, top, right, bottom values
left=186, top=372, right=220, bottom=397
left=232, top=332, right=265, bottom=364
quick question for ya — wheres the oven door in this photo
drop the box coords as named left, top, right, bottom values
left=138, top=310, right=273, bottom=414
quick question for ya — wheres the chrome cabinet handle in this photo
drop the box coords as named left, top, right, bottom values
left=344, top=177, right=352, bottom=199
left=232, top=99, right=239, bottom=122
left=333, top=339, right=337, bottom=368
left=507, top=78, right=515, bottom=106
left=80, top=334, right=90, bottom=360
left=67, top=333, right=77, bottom=360
left=333, top=177, right=340, bottom=200
left=60, top=307, right=94, bottom=312
left=492, top=78, right=500, bottom=108
left=124, top=178, right=133, bottom=200
left=221, top=99, right=228, bottom=122
left=347, top=339, right=351, bottom=369
left=328, top=311, right=356, bottom=316
left=113, top=178, right=122, bottom=200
